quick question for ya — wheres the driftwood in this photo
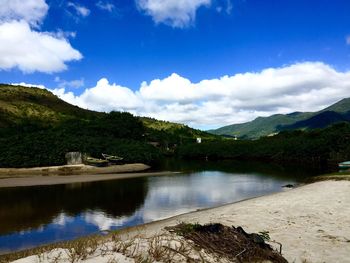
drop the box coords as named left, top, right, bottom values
left=167, top=223, right=288, bottom=263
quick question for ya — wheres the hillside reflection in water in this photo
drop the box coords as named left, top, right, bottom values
left=0, top=160, right=322, bottom=253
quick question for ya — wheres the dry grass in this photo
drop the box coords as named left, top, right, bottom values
left=167, top=223, right=288, bottom=263
left=306, top=173, right=350, bottom=183
left=0, top=231, right=215, bottom=263
left=0, top=223, right=288, bottom=263
left=0, top=235, right=102, bottom=263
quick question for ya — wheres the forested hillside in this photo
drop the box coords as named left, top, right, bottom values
left=180, top=123, right=350, bottom=168
left=0, top=84, right=217, bottom=167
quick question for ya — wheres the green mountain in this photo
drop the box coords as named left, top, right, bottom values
left=322, top=98, right=350, bottom=113
left=0, top=84, right=212, bottom=139
left=0, top=84, right=216, bottom=168
left=210, top=98, right=350, bottom=139
left=0, top=84, right=101, bottom=128
left=140, top=116, right=216, bottom=142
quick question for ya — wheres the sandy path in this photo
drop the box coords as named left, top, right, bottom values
left=0, top=170, right=179, bottom=188
left=120, top=180, right=350, bottom=263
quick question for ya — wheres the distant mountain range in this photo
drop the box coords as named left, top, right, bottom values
left=209, top=98, right=350, bottom=139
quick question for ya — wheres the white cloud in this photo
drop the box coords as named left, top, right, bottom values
left=52, top=213, right=75, bottom=226
left=0, top=20, right=82, bottom=73
left=67, top=2, right=90, bottom=17
left=12, top=82, right=47, bottom=90
left=55, top=30, right=77, bottom=39
left=0, top=0, right=48, bottom=26
left=54, top=77, right=84, bottom=89
left=96, top=1, right=115, bottom=12
left=136, top=0, right=211, bottom=28
left=0, top=0, right=82, bottom=73
left=24, top=62, right=350, bottom=129
left=52, top=78, right=142, bottom=112
left=84, top=212, right=131, bottom=231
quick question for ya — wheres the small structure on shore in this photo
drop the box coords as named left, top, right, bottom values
left=102, top=153, right=123, bottom=164
left=84, top=156, right=109, bottom=167
left=196, top=137, right=202, bottom=143
left=65, top=152, right=83, bottom=165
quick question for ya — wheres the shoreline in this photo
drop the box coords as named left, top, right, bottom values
left=2, top=179, right=350, bottom=262
left=0, top=164, right=181, bottom=188
left=0, top=163, right=151, bottom=178
left=124, top=180, right=350, bottom=263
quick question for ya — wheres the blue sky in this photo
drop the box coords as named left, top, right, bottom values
left=1, top=0, right=350, bottom=129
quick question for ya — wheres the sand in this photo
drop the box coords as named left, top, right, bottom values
left=6, top=180, right=350, bottom=263
left=128, top=180, right=350, bottom=263
left=0, top=164, right=181, bottom=188
left=0, top=163, right=151, bottom=178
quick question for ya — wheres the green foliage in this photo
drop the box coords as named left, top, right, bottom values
left=178, top=123, right=350, bottom=167
left=209, top=112, right=313, bottom=139
left=169, top=222, right=202, bottom=235
left=0, top=84, right=102, bottom=128
left=322, top=98, right=350, bottom=113
left=141, top=117, right=219, bottom=147
left=0, top=84, right=214, bottom=168
left=0, top=111, right=162, bottom=167
left=0, top=84, right=161, bottom=167
left=258, top=231, right=271, bottom=241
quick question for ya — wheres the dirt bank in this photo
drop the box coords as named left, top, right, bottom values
left=0, top=164, right=180, bottom=188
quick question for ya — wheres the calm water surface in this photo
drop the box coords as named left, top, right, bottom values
left=0, top=160, right=323, bottom=254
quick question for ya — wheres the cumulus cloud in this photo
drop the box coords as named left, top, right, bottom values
left=67, top=2, right=91, bottom=17
left=0, top=0, right=82, bottom=73
left=0, top=21, right=82, bottom=73
left=52, top=78, right=142, bottom=112
left=0, top=0, right=48, bottom=26
left=136, top=0, right=211, bottom=27
left=28, top=62, right=350, bottom=129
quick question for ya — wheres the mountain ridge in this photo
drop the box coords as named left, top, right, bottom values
left=209, top=98, right=350, bottom=139
left=0, top=83, right=214, bottom=140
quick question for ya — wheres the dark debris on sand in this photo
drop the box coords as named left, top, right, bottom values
left=166, top=223, right=288, bottom=263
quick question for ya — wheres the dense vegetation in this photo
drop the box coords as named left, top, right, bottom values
left=1, top=84, right=349, bottom=169
left=0, top=84, right=217, bottom=168
left=0, top=112, right=162, bottom=167
left=210, top=98, right=350, bottom=139
left=179, top=122, right=350, bottom=168
left=141, top=117, right=217, bottom=148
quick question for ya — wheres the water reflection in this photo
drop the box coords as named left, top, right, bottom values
left=0, top=160, right=320, bottom=253
left=0, top=178, right=148, bottom=235
left=138, top=171, right=288, bottom=222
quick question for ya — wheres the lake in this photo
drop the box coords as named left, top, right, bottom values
left=0, top=159, right=323, bottom=254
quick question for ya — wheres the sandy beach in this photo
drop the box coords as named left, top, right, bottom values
left=0, top=164, right=182, bottom=188
left=113, top=180, right=350, bottom=263
left=3, top=179, right=350, bottom=263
